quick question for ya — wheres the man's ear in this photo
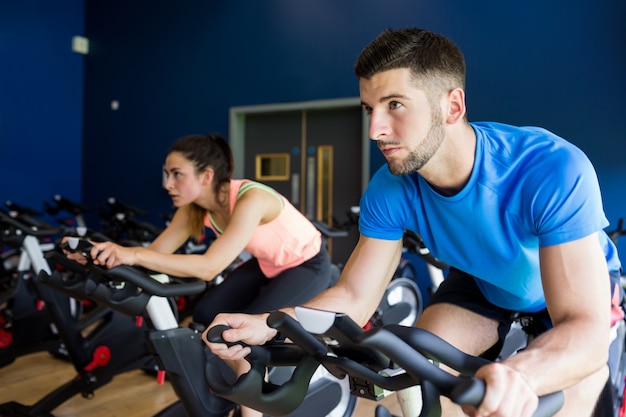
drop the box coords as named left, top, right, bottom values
left=445, top=87, right=466, bottom=125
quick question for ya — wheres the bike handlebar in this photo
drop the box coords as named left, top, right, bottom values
left=106, top=197, right=150, bottom=217
left=55, top=238, right=208, bottom=298
left=40, top=238, right=207, bottom=311
left=607, top=218, right=625, bottom=245
left=311, top=220, right=350, bottom=239
left=205, top=308, right=563, bottom=417
left=402, top=230, right=450, bottom=270
left=44, top=194, right=93, bottom=216
left=0, top=209, right=62, bottom=240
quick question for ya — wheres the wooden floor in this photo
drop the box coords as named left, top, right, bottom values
left=0, top=351, right=403, bottom=417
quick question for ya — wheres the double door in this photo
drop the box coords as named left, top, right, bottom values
left=232, top=100, right=366, bottom=264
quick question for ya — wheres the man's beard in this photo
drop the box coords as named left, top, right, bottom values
left=386, top=112, right=445, bottom=176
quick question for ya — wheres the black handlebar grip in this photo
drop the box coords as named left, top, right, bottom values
left=206, top=325, right=250, bottom=348
left=534, top=392, right=565, bottom=417
left=449, top=377, right=484, bottom=406
left=61, top=238, right=96, bottom=260
left=450, top=378, right=564, bottom=417
left=267, top=311, right=328, bottom=359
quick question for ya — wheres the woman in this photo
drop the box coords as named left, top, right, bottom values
left=77, top=133, right=333, bottom=417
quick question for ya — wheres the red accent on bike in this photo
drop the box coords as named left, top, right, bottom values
left=156, top=370, right=166, bottom=385
left=83, top=346, right=112, bottom=371
left=176, top=296, right=186, bottom=311
left=363, top=321, right=372, bottom=331
left=36, top=300, right=45, bottom=311
left=0, top=328, right=12, bottom=348
left=135, top=316, right=143, bottom=327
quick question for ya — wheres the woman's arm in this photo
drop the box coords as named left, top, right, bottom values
left=90, top=188, right=282, bottom=281
left=147, top=206, right=195, bottom=254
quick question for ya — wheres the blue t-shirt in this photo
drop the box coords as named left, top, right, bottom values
left=359, top=122, right=621, bottom=312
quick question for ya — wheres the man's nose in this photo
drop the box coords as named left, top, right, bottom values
left=368, top=111, right=389, bottom=141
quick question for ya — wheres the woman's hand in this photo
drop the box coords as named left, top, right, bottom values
left=89, top=241, right=137, bottom=269
left=61, top=236, right=89, bottom=265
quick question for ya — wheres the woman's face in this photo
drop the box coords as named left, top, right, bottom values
left=163, top=152, right=204, bottom=207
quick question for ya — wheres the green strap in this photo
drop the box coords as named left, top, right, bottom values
left=209, top=181, right=284, bottom=234
left=237, top=181, right=284, bottom=209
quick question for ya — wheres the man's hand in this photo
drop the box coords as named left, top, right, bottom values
left=462, top=362, right=538, bottom=417
left=203, top=312, right=278, bottom=361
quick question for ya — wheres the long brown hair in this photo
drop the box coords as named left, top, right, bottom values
left=168, top=133, right=234, bottom=241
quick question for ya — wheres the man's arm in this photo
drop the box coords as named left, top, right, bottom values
left=301, top=235, right=404, bottom=326
left=506, top=232, right=611, bottom=393
left=472, top=232, right=611, bottom=415
left=205, top=235, right=404, bottom=359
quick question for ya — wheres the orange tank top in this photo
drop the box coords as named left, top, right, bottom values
left=205, top=180, right=322, bottom=278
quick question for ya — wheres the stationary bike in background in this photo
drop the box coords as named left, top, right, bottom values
left=0, top=209, right=64, bottom=368
left=607, top=218, right=626, bottom=290
left=44, top=194, right=93, bottom=230
left=608, top=218, right=625, bottom=246
left=593, top=217, right=626, bottom=417
left=97, top=197, right=164, bottom=246
left=0, top=213, right=156, bottom=417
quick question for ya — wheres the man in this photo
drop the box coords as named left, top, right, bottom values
left=205, top=27, right=622, bottom=417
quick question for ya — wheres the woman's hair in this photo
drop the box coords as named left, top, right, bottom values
left=168, top=133, right=234, bottom=241
left=354, top=28, right=466, bottom=103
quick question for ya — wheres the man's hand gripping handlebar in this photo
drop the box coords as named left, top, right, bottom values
left=205, top=307, right=563, bottom=417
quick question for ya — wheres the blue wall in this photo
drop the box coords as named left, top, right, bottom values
left=81, top=0, right=626, bottom=253
left=2, top=1, right=625, bottom=258
left=0, top=0, right=84, bottom=216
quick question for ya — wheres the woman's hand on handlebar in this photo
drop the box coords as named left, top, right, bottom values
left=462, top=362, right=538, bottom=417
left=61, top=237, right=136, bottom=269
left=202, top=312, right=278, bottom=361
left=61, top=236, right=91, bottom=265
left=87, top=240, right=137, bottom=269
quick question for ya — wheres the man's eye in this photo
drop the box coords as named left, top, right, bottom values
left=389, top=101, right=403, bottom=110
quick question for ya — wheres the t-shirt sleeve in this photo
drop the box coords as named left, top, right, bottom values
left=358, top=167, right=407, bottom=241
left=529, top=144, right=608, bottom=246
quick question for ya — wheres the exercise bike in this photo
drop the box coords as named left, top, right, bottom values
left=0, top=209, right=64, bottom=367
left=0, top=214, right=156, bottom=417
left=205, top=306, right=564, bottom=417
left=40, top=238, right=358, bottom=417
left=593, top=217, right=626, bottom=417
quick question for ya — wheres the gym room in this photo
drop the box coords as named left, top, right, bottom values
left=1, top=1, right=625, bottom=416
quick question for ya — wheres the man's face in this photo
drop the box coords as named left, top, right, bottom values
left=359, top=68, right=445, bottom=175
